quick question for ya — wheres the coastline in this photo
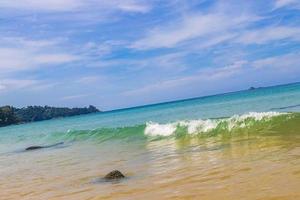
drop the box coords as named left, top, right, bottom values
left=0, top=105, right=100, bottom=128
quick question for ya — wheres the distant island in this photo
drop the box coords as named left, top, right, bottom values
left=0, top=105, right=100, bottom=127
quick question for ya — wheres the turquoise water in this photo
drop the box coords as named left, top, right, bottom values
left=0, top=82, right=300, bottom=151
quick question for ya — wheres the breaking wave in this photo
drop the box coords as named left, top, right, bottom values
left=46, top=112, right=299, bottom=143
left=144, top=112, right=292, bottom=136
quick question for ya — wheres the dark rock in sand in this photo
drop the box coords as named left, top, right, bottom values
left=25, top=146, right=43, bottom=151
left=104, top=170, right=125, bottom=180
left=25, top=142, right=64, bottom=151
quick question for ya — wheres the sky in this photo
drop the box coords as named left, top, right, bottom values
left=0, top=0, right=300, bottom=110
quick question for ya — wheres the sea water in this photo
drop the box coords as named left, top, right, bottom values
left=0, top=83, right=300, bottom=200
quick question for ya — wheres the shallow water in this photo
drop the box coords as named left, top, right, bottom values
left=1, top=83, right=300, bottom=200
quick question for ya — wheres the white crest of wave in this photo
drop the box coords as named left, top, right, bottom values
left=231, top=112, right=284, bottom=121
left=179, top=120, right=218, bottom=134
left=144, top=112, right=286, bottom=137
left=145, top=122, right=177, bottom=136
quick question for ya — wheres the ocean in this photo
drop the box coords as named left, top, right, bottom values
left=1, top=82, right=300, bottom=200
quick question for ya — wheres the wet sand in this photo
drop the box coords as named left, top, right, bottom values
left=1, top=134, right=299, bottom=200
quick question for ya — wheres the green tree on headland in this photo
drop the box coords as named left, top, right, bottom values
left=0, top=105, right=99, bottom=127
left=0, top=106, right=19, bottom=126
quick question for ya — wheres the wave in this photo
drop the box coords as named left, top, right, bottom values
left=145, top=112, right=293, bottom=137
left=46, top=112, right=299, bottom=143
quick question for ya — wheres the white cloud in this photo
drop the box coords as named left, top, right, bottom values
left=253, top=53, right=300, bottom=70
left=131, top=14, right=232, bottom=49
left=76, top=76, right=107, bottom=84
left=129, top=52, right=188, bottom=72
left=123, top=51, right=300, bottom=99
left=236, top=26, right=300, bottom=44
left=87, top=52, right=188, bottom=73
left=0, top=37, right=81, bottom=73
left=0, top=0, right=82, bottom=11
left=274, top=0, right=300, bottom=9
left=0, top=37, right=62, bottom=49
left=113, top=0, right=151, bottom=13
left=197, top=33, right=236, bottom=49
left=123, top=60, right=247, bottom=96
left=0, top=48, right=80, bottom=73
left=130, top=3, right=260, bottom=50
left=0, top=0, right=151, bottom=13
left=0, top=79, right=38, bottom=92
left=132, top=14, right=300, bottom=50
left=129, top=0, right=300, bottom=51
left=33, top=54, right=79, bottom=65
left=62, top=94, right=91, bottom=100
left=80, top=40, right=126, bottom=58
left=0, top=78, right=58, bottom=93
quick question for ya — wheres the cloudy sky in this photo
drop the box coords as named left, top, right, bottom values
left=0, top=0, right=300, bottom=110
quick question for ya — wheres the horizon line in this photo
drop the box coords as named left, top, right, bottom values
left=1, top=81, right=299, bottom=112
left=102, top=81, right=300, bottom=113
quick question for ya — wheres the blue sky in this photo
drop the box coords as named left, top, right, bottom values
left=0, top=0, right=300, bottom=110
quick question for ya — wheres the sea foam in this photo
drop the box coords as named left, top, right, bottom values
left=144, top=112, right=287, bottom=137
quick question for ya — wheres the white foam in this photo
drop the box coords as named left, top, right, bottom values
left=144, top=112, right=286, bottom=137
left=144, top=122, right=177, bottom=136
left=227, top=112, right=285, bottom=130
left=232, top=112, right=284, bottom=121
left=179, top=120, right=218, bottom=134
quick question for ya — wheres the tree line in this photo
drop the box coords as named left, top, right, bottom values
left=0, top=105, right=100, bottom=127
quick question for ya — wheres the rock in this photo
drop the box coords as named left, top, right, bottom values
left=104, top=170, right=125, bottom=180
left=25, top=146, right=43, bottom=151
left=25, top=142, right=64, bottom=151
